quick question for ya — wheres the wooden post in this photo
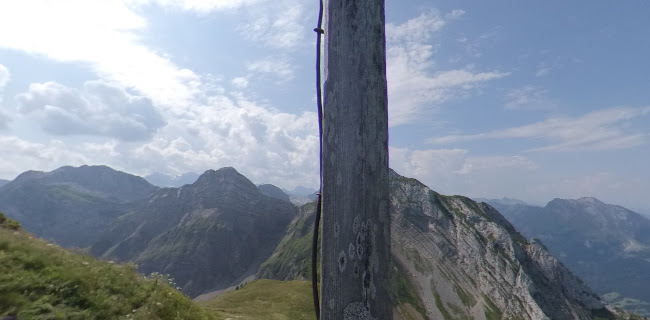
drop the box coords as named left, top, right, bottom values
left=320, top=0, right=391, bottom=319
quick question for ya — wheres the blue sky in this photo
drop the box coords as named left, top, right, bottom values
left=0, top=0, right=649, bottom=213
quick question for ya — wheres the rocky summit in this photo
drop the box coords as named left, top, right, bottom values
left=90, top=167, right=297, bottom=297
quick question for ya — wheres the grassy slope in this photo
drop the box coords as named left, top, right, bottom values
left=257, top=201, right=317, bottom=281
left=201, top=271, right=427, bottom=320
left=0, top=211, right=220, bottom=320
left=199, top=279, right=314, bottom=320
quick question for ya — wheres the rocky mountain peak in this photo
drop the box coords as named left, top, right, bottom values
left=186, top=167, right=265, bottom=207
left=6, top=165, right=157, bottom=202
left=11, top=170, right=45, bottom=183
left=545, top=196, right=644, bottom=225
left=258, top=184, right=291, bottom=202
left=546, top=197, right=568, bottom=207
left=548, top=196, right=604, bottom=207
left=548, top=197, right=613, bottom=214
left=577, top=196, right=604, bottom=204
left=195, top=167, right=255, bottom=189
left=88, top=166, right=297, bottom=297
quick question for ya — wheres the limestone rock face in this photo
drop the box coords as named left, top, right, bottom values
left=91, top=167, right=297, bottom=297
left=260, top=170, right=640, bottom=319
left=389, top=171, right=611, bottom=319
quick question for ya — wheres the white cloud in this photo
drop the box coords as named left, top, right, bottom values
left=82, top=140, right=122, bottom=158
left=129, top=0, right=265, bottom=12
left=390, top=147, right=468, bottom=179
left=454, top=155, right=537, bottom=175
left=0, top=4, right=512, bottom=194
left=455, top=27, right=500, bottom=59
left=505, top=86, right=555, bottom=110
left=16, top=80, right=165, bottom=141
left=0, top=136, right=89, bottom=178
left=129, top=0, right=305, bottom=50
left=247, top=56, right=295, bottom=80
left=0, top=0, right=319, bottom=187
left=239, top=0, right=306, bottom=49
left=390, top=147, right=537, bottom=196
left=0, top=1, right=204, bottom=109
left=1, top=90, right=321, bottom=187
left=129, top=94, right=320, bottom=188
left=535, top=62, right=552, bottom=77
left=0, top=112, right=9, bottom=130
left=0, top=64, right=9, bottom=129
left=386, top=10, right=452, bottom=44
left=430, top=106, right=650, bottom=152
left=0, top=64, right=8, bottom=88
left=231, top=77, right=249, bottom=88
left=385, top=11, right=508, bottom=126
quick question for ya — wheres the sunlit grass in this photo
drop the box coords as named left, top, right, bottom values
left=199, top=279, right=314, bottom=320
left=0, top=211, right=220, bottom=320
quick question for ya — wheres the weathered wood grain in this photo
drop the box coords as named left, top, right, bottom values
left=321, top=0, right=391, bottom=318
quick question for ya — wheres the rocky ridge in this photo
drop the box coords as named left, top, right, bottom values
left=90, top=167, right=297, bottom=297
left=260, top=170, right=641, bottom=319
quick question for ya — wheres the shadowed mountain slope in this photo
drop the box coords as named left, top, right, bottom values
left=91, top=167, right=297, bottom=297
left=0, top=165, right=157, bottom=247
left=258, top=184, right=291, bottom=203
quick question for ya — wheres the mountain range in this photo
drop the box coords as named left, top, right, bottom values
left=91, top=167, right=296, bottom=296
left=486, top=197, right=650, bottom=316
left=0, top=166, right=296, bottom=297
left=0, top=165, right=157, bottom=247
left=0, top=165, right=646, bottom=319
left=261, top=170, right=643, bottom=319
